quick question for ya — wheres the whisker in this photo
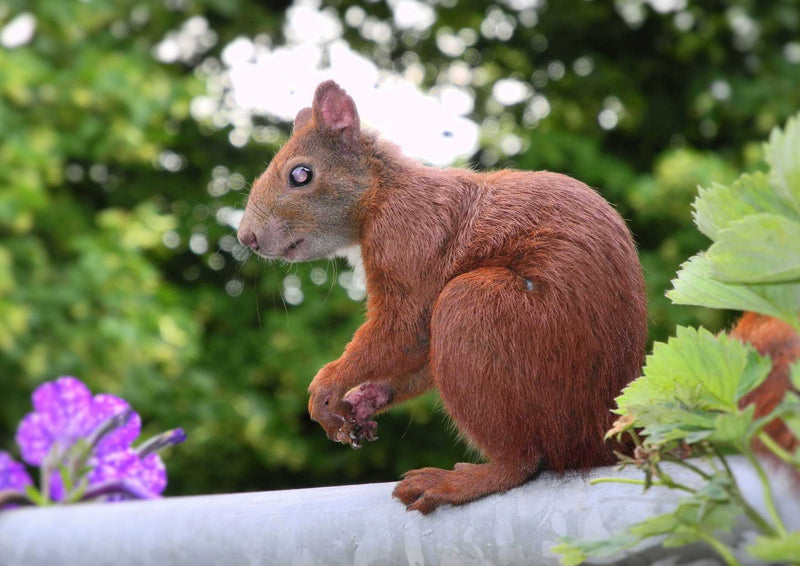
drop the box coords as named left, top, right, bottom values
left=253, top=273, right=262, bottom=330
left=326, top=257, right=338, bottom=301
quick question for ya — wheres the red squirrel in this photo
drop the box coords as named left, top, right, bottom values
left=237, top=80, right=648, bottom=513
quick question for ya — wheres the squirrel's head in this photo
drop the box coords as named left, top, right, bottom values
left=237, top=80, right=370, bottom=261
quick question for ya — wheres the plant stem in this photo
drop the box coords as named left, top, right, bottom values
left=661, top=456, right=713, bottom=480
left=737, top=497, right=778, bottom=537
left=745, top=450, right=787, bottom=536
left=39, top=461, right=51, bottom=506
left=589, top=477, right=696, bottom=493
left=711, top=447, right=778, bottom=536
left=738, top=498, right=778, bottom=536
left=713, top=446, right=734, bottom=477
left=695, top=531, right=742, bottom=566
left=757, top=433, right=798, bottom=469
left=651, top=463, right=698, bottom=494
left=0, top=490, right=33, bottom=509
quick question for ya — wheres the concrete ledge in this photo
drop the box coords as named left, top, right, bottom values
left=1, top=458, right=797, bottom=566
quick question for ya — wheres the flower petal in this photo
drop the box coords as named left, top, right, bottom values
left=138, top=453, right=167, bottom=496
left=48, top=472, right=66, bottom=502
left=0, top=451, right=33, bottom=492
left=86, top=394, right=141, bottom=456
left=15, top=412, right=54, bottom=466
left=87, top=450, right=167, bottom=501
left=31, top=377, right=93, bottom=443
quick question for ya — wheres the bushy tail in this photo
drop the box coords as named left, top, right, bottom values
left=731, top=313, right=800, bottom=453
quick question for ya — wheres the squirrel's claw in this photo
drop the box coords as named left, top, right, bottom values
left=311, top=381, right=391, bottom=448
left=334, top=419, right=378, bottom=448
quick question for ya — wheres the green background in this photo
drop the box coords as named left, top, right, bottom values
left=2, top=0, right=799, bottom=496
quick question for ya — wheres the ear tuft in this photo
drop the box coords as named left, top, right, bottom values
left=293, top=107, right=312, bottom=132
left=312, top=80, right=360, bottom=138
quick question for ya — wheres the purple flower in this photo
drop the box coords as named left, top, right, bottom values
left=0, top=452, right=32, bottom=493
left=136, top=428, right=187, bottom=457
left=91, top=450, right=167, bottom=496
left=15, top=377, right=141, bottom=466
left=0, top=452, right=33, bottom=509
left=10, top=377, right=184, bottom=503
left=48, top=449, right=168, bottom=502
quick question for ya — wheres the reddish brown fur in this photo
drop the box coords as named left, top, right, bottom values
left=238, top=81, right=648, bottom=513
left=731, top=313, right=800, bottom=453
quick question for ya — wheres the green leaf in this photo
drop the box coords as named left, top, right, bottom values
left=748, top=392, right=800, bottom=447
left=765, top=113, right=800, bottom=216
left=695, top=475, right=732, bottom=503
left=678, top=500, right=737, bottom=530
left=668, top=254, right=800, bottom=329
left=67, top=476, right=89, bottom=504
left=629, top=512, right=680, bottom=537
left=24, top=485, right=46, bottom=506
left=791, top=360, right=800, bottom=391
left=737, top=352, right=774, bottom=403
left=706, top=214, right=800, bottom=284
left=748, top=531, right=800, bottom=563
left=634, top=405, right=717, bottom=444
left=777, top=392, right=800, bottom=439
left=693, top=172, right=797, bottom=241
left=552, top=533, right=641, bottom=566
left=551, top=541, right=588, bottom=566
left=631, top=500, right=741, bottom=550
left=662, top=533, right=701, bottom=548
left=59, top=465, right=74, bottom=494
left=709, top=408, right=754, bottom=446
left=616, top=326, right=771, bottom=416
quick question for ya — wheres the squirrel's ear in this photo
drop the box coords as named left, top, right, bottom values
left=293, top=107, right=312, bottom=132
left=312, top=80, right=360, bottom=140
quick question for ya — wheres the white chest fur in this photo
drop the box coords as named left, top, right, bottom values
left=335, top=245, right=366, bottom=296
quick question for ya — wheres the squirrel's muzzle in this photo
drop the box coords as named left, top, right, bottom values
left=237, top=212, right=303, bottom=260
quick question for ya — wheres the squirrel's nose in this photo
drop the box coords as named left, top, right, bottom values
left=238, top=227, right=259, bottom=250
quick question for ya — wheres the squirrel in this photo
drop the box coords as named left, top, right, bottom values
left=237, top=80, right=649, bottom=513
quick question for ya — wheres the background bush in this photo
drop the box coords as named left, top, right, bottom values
left=2, top=0, right=799, bottom=496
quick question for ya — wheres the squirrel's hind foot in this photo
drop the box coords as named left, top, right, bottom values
left=393, top=460, right=540, bottom=514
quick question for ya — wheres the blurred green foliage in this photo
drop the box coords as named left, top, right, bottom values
left=1, top=0, right=799, bottom=496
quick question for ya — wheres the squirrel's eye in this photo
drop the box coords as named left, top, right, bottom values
left=289, top=165, right=313, bottom=188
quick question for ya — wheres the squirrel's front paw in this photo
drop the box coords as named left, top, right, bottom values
left=308, top=384, right=348, bottom=443
left=341, top=382, right=393, bottom=448
left=309, top=375, right=392, bottom=448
